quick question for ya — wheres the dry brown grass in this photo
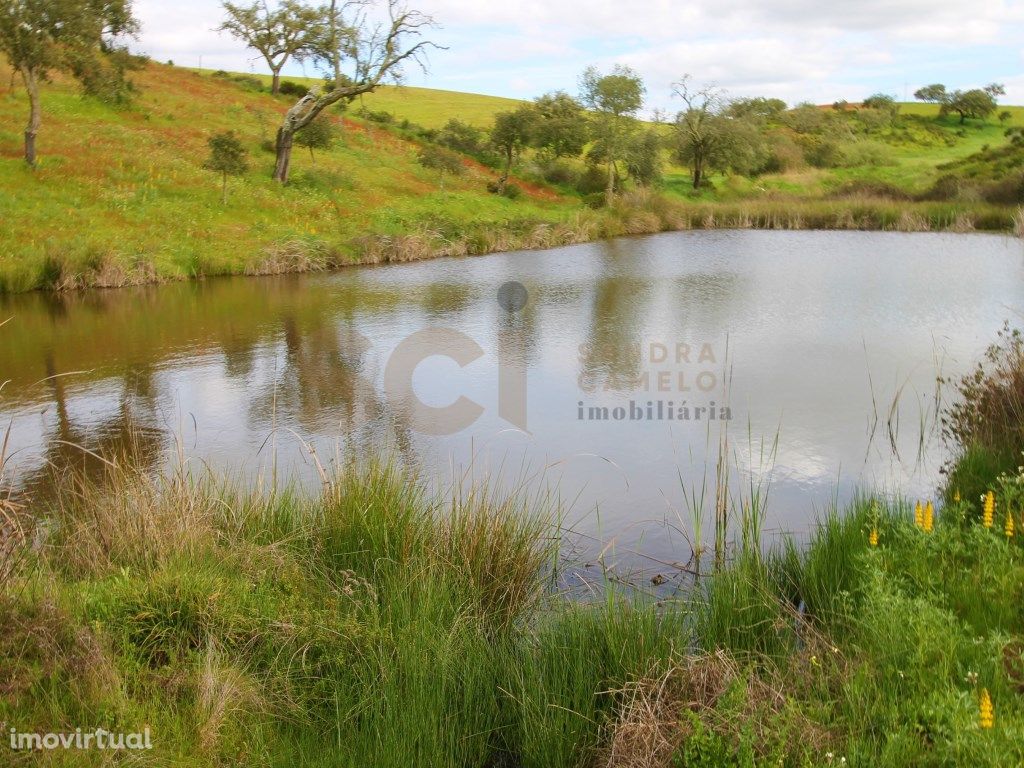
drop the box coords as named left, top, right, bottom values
left=45, top=464, right=221, bottom=577
left=600, top=651, right=830, bottom=768
left=196, top=641, right=265, bottom=755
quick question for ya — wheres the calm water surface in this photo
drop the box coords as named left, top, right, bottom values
left=2, top=230, right=1022, bottom=577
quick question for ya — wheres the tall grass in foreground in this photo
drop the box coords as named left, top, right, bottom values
left=2, top=449, right=1024, bottom=765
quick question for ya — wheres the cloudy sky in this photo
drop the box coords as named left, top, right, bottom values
left=135, top=0, right=1024, bottom=110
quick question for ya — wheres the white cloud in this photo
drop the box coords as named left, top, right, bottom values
left=131, top=0, right=1024, bottom=105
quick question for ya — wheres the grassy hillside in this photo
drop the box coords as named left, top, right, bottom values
left=1, top=60, right=1023, bottom=293
left=190, top=68, right=525, bottom=127
left=0, top=61, right=576, bottom=292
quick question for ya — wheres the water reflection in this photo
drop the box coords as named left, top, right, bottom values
left=1, top=230, right=1022, bottom=568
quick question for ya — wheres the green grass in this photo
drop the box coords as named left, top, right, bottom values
left=190, top=68, right=526, bottom=128
left=3, top=444, right=1024, bottom=765
left=2, top=62, right=1024, bottom=293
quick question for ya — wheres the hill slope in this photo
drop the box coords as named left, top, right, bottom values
left=2, top=61, right=1022, bottom=293
left=0, top=61, right=573, bottom=292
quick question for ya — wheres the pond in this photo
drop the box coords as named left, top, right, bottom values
left=2, top=230, right=1022, bottom=579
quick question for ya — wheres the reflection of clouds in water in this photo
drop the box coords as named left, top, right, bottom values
left=0, top=231, right=1021, bottom=568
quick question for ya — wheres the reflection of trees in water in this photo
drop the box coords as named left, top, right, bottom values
left=421, top=282, right=474, bottom=321
left=666, top=271, right=744, bottom=336
left=246, top=313, right=414, bottom=460
left=18, top=351, right=166, bottom=505
left=579, top=276, right=651, bottom=393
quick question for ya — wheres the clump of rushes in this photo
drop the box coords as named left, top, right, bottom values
left=983, top=491, right=995, bottom=528
left=915, top=500, right=924, bottom=529
left=923, top=501, right=935, bottom=533
left=979, top=688, right=995, bottom=729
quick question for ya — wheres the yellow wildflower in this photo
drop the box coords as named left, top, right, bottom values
left=923, top=501, right=934, bottom=533
left=983, top=492, right=995, bottom=528
left=869, top=528, right=879, bottom=547
left=914, top=501, right=924, bottom=529
left=979, top=688, right=994, bottom=729
left=954, top=489, right=961, bottom=503
left=1006, top=510, right=1015, bottom=539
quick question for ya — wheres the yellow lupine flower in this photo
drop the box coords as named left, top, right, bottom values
left=953, top=489, right=961, bottom=503
left=1006, top=510, right=1015, bottom=539
left=914, top=501, right=924, bottom=529
left=923, top=501, right=934, bottom=533
left=979, top=688, right=994, bottom=729
left=983, top=492, right=995, bottom=528
left=869, top=528, right=879, bottom=547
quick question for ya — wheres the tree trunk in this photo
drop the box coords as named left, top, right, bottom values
left=273, top=126, right=294, bottom=183
left=222, top=173, right=228, bottom=204
left=271, top=69, right=281, bottom=96
left=498, top=148, right=512, bottom=193
left=692, top=156, right=703, bottom=190
left=21, top=67, right=41, bottom=168
left=959, top=112, right=966, bottom=125
left=605, top=157, right=616, bottom=206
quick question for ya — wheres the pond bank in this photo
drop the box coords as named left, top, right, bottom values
left=14, top=194, right=1024, bottom=293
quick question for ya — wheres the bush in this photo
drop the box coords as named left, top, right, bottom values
left=942, top=323, right=1024, bottom=502
left=541, top=161, right=580, bottom=186
left=575, top=166, right=608, bottom=195
left=485, top=181, right=522, bottom=199
left=982, top=173, right=1024, bottom=205
left=436, top=119, right=484, bottom=155
left=229, top=74, right=264, bottom=92
left=802, top=137, right=843, bottom=168
left=360, top=108, right=395, bottom=124
left=278, top=81, right=309, bottom=98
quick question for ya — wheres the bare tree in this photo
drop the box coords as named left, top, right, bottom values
left=672, top=75, right=727, bottom=190
left=271, top=0, right=439, bottom=183
left=217, top=0, right=322, bottom=95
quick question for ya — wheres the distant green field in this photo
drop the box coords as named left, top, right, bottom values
left=191, top=68, right=525, bottom=128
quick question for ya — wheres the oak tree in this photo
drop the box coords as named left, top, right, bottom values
left=579, top=65, right=644, bottom=205
left=271, top=0, right=439, bottom=183
left=218, top=0, right=322, bottom=95
left=0, top=0, right=137, bottom=166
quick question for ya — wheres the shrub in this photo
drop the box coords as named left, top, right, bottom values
left=295, top=118, right=338, bottom=163
left=801, top=137, right=843, bottom=168
left=982, top=173, right=1024, bottom=205
left=485, top=181, right=523, bottom=199
left=942, top=323, right=1024, bottom=502
left=542, top=160, right=580, bottom=186
left=575, top=166, right=608, bottom=195
left=278, top=80, right=309, bottom=98
left=436, top=119, right=484, bottom=155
